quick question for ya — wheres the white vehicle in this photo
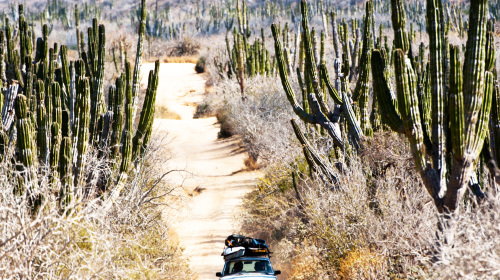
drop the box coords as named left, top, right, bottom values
left=215, top=257, right=281, bottom=279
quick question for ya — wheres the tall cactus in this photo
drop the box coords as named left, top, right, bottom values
left=352, top=1, right=374, bottom=137
left=132, top=60, right=159, bottom=161
left=59, top=111, right=73, bottom=210
left=15, top=93, right=35, bottom=193
left=372, top=0, right=493, bottom=212
left=131, top=0, right=147, bottom=120
left=74, top=78, right=91, bottom=187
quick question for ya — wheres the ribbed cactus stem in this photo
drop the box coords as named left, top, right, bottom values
left=74, top=78, right=91, bottom=187
left=352, top=0, right=373, bottom=136
left=59, top=110, right=73, bottom=210
left=291, top=119, right=337, bottom=184
left=15, top=93, right=35, bottom=195
left=2, top=82, right=19, bottom=131
left=372, top=51, right=404, bottom=133
left=330, top=11, right=341, bottom=59
left=49, top=122, right=61, bottom=179
left=110, top=75, right=125, bottom=161
left=394, top=50, right=427, bottom=172
left=131, top=0, right=147, bottom=120
left=120, top=105, right=133, bottom=174
left=132, top=60, right=159, bottom=161
left=446, top=0, right=491, bottom=211
left=391, top=0, right=409, bottom=52
left=15, top=94, right=35, bottom=168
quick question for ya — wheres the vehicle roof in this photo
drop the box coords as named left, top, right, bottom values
left=225, top=257, right=271, bottom=262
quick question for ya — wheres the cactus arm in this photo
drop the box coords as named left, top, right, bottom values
left=319, top=64, right=342, bottom=104
left=371, top=50, right=404, bottom=133
left=300, top=0, right=330, bottom=116
left=132, top=60, right=159, bottom=161
left=74, top=78, right=91, bottom=187
left=341, top=82, right=364, bottom=143
left=390, top=0, right=409, bottom=52
left=291, top=119, right=337, bottom=184
left=131, top=0, right=147, bottom=119
left=490, top=84, right=500, bottom=164
left=296, top=68, right=310, bottom=114
left=272, top=24, right=315, bottom=124
left=462, top=0, right=488, bottom=158
left=330, top=12, right=341, bottom=59
left=485, top=31, right=495, bottom=73
left=446, top=71, right=493, bottom=212
left=15, top=94, right=35, bottom=168
left=426, top=0, right=448, bottom=192
left=352, top=1, right=373, bottom=135
left=60, top=45, right=70, bottom=111
left=2, top=82, right=19, bottom=132
left=110, top=75, right=125, bottom=161
left=394, top=50, right=427, bottom=171
left=449, top=45, right=464, bottom=159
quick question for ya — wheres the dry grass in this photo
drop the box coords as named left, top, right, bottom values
left=237, top=127, right=500, bottom=279
left=154, top=106, right=182, bottom=120
left=163, top=56, right=199, bottom=64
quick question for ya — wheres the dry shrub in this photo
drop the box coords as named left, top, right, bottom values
left=288, top=244, right=329, bottom=280
left=244, top=154, right=259, bottom=170
left=241, top=126, right=500, bottom=279
left=212, top=76, right=299, bottom=166
left=338, top=248, right=386, bottom=280
left=155, top=106, right=182, bottom=120
left=241, top=132, right=434, bottom=279
left=0, top=138, right=195, bottom=279
left=169, top=37, right=201, bottom=56
left=195, top=56, right=206, bottom=73
left=216, top=103, right=235, bottom=138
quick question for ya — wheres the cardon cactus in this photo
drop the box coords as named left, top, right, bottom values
left=372, top=0, right=493, bottom=213
left=15, top=93, right=35, bottom=192
left=1, top=2, right=160, bottom=207
left=273, top=0, right=366, bottom=180
left=132, top=60, right=159, bottom=161
left=352, top=0, right=374, bottom=137
left=59, top=110, right=73, bottom=210
left=73, top=78, right=91, bottom=187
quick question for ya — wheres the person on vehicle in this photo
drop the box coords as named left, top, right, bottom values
left=254, top=261, right=267, bottom=272
left=232, top=261, right=243, bottom=274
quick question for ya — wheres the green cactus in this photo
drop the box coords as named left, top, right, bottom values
left=352, top=1, right=374, bottom=137
left=59, top=110, right=73, bottom=211
left=291, top=119, right=337, bottom=184
left=110, top=74, right=125, bottom=161
left=372, top=0, right=493, bottom=212
left=15, top=93, right=35, bottom=192
left=74, top=78, right=91, bottom=187
left=132, top=60, right=159, bottom=161
left=131, top=0, right=147, bottom=119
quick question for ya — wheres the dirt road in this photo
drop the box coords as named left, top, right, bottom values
left=141, top=63, right=259, bottom=279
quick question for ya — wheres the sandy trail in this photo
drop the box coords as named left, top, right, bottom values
left=140, top=63, right=259, bottom=279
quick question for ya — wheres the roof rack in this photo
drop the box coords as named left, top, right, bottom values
left=222, top=235, right=271, bottom=260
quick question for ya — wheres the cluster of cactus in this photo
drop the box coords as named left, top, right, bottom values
left=0, top=0, right=159, bottom=212
left=273, top=0, right=373, bottom=183
left=371, top=0, right=495, bottom=213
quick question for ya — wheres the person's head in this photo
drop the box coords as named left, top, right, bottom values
left=254, top=261, right=266, bottom=271
left=233, top=262, right=243, bottom=273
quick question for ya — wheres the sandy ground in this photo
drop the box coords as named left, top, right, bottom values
left=140, top=63, right=260, bottom=279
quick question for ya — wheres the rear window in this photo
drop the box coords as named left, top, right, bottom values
left=223, top=259, right=273, bottom=275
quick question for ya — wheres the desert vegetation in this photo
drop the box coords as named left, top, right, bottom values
left=2, top=0, right=500, bottom=279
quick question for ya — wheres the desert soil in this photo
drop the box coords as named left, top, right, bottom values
left=140, top=63, right=259, bottom=279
